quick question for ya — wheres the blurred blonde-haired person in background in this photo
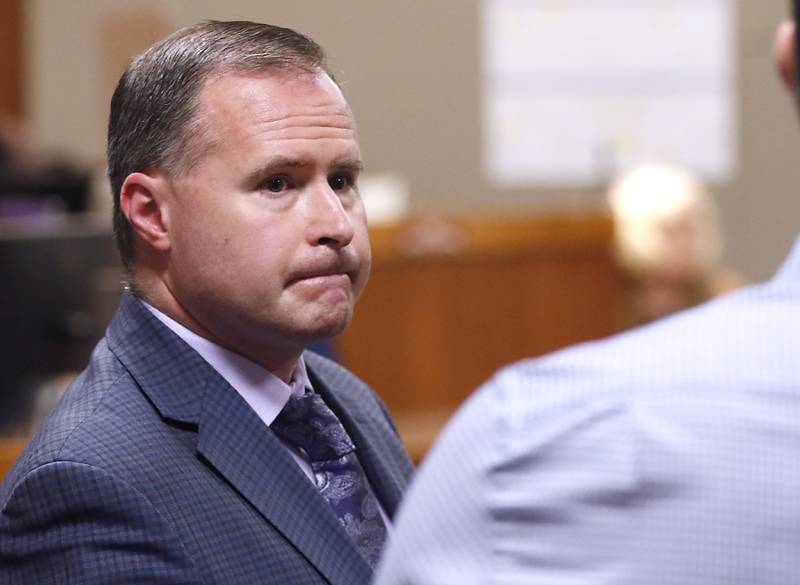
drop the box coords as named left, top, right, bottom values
left=608, top=163, right=743, bottom=325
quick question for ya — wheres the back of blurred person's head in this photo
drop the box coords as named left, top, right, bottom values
left=607, top=163, right=741, bottom=324
left=607, top=163, right=721, bottom=283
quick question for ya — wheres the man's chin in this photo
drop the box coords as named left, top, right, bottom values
left=291, top=308, right=353, bottom=345
left=308, top=318, right=351, bottom=343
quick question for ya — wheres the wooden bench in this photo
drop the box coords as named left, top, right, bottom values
left=0, top=438, right=27, bottom=482
left=339, top=213, right=624, bottom=460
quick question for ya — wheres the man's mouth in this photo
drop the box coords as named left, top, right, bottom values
left=295, top=272, right=349, bottom=285
left=287, top=268, right=354, bottom=288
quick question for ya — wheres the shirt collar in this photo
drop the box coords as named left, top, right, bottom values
left=144, top=302, right=310, bottom=426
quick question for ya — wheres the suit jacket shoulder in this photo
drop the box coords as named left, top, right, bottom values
left=0, top=293, right=413, bottom=585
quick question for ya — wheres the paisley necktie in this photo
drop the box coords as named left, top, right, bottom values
left=271, top=391, right=388, bottom=568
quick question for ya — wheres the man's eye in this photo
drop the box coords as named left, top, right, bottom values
left=328, top=174, right=354, bottom=191
left=263, top=177, right=288, bottom=193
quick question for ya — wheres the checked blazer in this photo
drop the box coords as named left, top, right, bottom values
left=0, top=291, right=414, bottom=584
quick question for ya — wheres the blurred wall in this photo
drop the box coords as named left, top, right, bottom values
left=0, top=0, right=23, bottom=117
left=23, top=0, right=800, bottom=281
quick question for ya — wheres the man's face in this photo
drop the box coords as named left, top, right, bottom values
left=162, top=69, right=370, bottom=364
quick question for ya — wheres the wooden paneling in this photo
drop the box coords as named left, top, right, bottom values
left=97, top=9, right=172, bottom=124
left=0, top=439, right=26, bottom=482
left=0, top=0, right=23, bottom=117
left=338, top=213, right=623, bottom=460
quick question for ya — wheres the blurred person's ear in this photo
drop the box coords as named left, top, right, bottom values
left=775, top=19, right=798, bottom=94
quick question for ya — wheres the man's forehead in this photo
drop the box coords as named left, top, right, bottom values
left=199, top=68, right=350, bottom=115
left=185, top=67, right=359, bottom=171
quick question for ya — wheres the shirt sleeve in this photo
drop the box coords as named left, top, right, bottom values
left=375, top=360, right=636, bottom=585
left=375, top=384, right=498, bottom=585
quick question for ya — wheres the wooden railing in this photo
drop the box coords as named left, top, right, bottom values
left=0, top=0, right=23, bottom=117
left=0, top=438, right=26, bottom=482
left=338, top=212, right=623, bottom=461
left=0, top=213, right=622, bottom=469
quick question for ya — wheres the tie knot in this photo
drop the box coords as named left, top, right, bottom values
left=271, top=392, right=355, bottom=461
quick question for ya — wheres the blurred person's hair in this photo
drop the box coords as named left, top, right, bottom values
left=606, top=163, right=722, bottom=280
left=107, top=20, right=328, bottom=278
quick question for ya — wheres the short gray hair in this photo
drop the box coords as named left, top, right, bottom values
left=107, top=20, right=327, bottom=275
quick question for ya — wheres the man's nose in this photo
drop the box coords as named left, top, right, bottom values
left=307, top=183, right=356, bottom=248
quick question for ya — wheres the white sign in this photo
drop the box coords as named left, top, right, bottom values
left=482, top=0, right=736, bottom=187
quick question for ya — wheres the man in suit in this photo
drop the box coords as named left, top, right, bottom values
left=376, top=7, right=800, bottom=585
left=0, top=21, right=413, bottom=584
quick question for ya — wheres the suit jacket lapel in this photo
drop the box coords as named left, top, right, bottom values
left=195, top=377, right=372, bottom=585
left=107, top=293, right=372, bottom=585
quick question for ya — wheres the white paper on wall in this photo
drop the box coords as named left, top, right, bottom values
left=482, top=0, right=736, bottom=187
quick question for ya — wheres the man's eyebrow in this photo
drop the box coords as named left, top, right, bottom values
left=331, top=158, right=365, bottom=173
left=245, top=157, right=308, bottom=181
left=245, top=157, right=364, bottom=185
left=241, top=157, right=307, bottom=187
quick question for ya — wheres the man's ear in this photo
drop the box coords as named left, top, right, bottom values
left=775, top=19, right=798, bottom=95
left=120, top=171, right=172, bottom=253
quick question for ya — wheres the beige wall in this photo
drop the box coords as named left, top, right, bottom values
left=25, top=0, right=800, bottom=281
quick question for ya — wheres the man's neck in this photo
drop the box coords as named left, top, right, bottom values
left=132, top=276, right=302, bottom=384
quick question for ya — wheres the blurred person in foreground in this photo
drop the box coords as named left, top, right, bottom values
left=608, top=163, right=743, bottom=326
left=376, top=8, right=800, bottom=585
left=0, top=21, right=412, bottom=584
